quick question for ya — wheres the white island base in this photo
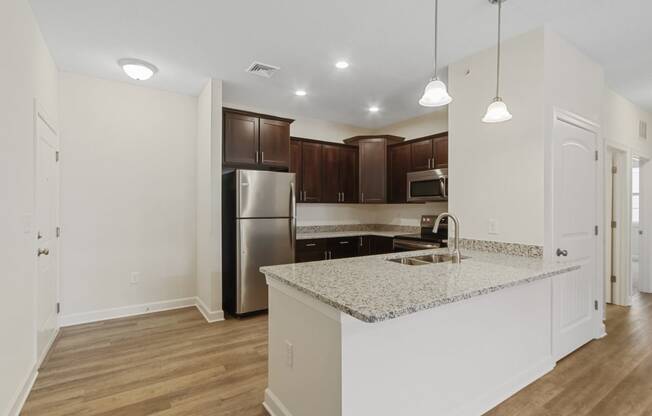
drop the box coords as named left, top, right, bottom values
left=263, top=278, right=556, bottom=416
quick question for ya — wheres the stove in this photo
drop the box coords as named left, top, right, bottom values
left=393, top=215, right=448, bottom=252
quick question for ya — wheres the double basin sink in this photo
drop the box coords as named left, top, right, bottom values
left=388, top=253, right=468, bottom=266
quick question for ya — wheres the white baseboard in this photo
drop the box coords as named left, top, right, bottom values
left=195, top=297, right=225, bottom=323
left=8, top=364, right=38, bottom=416
left=263, top=388, right=294, bottom=416
left=59, top=297, right=197, bottom=327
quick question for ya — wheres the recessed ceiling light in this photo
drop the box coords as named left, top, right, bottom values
left=118, top=58, right=158, bottom=81
left=335, top=61, right=349, bottom=69
left=368, top=106, right=380, bottom=113
left=295, top=89, right=307, bottom=96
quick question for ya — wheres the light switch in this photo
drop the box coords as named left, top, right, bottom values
left=489, top=219, right=499, bottom=235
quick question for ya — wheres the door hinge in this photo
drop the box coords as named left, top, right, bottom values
left=594, top=300, right=599, bottom=311
left=612, top=166, right=618, bottom=174
left=594, top=225, right=599, bottom=236
left=56, top=302, right=60, bottom=314
left=611, top=275, right=617, bottom=283
left=611, top=220, right=617, bottom=228
left=56, top=226, right=61, bottom=238
left=595, top=150, right=599, bottom=161
left=55, top=151, right=60, bottom=162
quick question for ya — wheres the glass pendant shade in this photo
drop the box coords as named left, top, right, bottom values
left=419, top=78, right=453, bottom=107
left=482, top=98, right=512, bottom=123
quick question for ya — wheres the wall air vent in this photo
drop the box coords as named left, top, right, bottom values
left=245, top=61, right=280, bottom=78
left=639, top=120, right=648, bottom=140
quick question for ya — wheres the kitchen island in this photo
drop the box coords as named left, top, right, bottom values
left=260, top=248, right=582, bottom=416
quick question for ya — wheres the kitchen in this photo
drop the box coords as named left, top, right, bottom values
left=6, top=1, right=652, bottom=416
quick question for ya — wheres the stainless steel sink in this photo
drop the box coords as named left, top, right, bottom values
left=388, top=253, right=469, bottom=266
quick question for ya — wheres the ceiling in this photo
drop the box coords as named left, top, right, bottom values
left=29, top=0, right=652, bottom=129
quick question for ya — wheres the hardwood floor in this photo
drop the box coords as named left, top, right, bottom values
left=21, top=308, right=268, bottom=416
left=22, top=293, right=652, bottom=416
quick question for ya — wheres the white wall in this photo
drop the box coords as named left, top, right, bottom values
left=449, top=29, right=546, bottom=245
left=58, top=73, right=198, bottom=318
left=602, top=88, right=652, bottom=159
left=0, top=0, right=59, bottom=413
left=373, top=110, right=448, bottom=139
left=196, top=79, right=223, bottom=317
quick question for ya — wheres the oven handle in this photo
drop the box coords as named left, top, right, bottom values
left=393, top=239, right=441, bottom=251
left=439, top=176, right=447, bottom=199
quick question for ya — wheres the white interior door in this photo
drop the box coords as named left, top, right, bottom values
left=640, top=158, right=652, bottom=293
left=35, top=112, right=59, bottom=359
left=551, top=111, right=598, bottom=360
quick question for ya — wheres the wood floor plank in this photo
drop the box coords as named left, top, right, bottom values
left=22, top=294, right=652, bottom=415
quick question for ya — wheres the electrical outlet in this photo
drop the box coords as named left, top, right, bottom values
left=489, top=219, right=499, bottom=235
left=285, top=340, right=294, bottom=369
left=130, top=272, right=140, bottom=285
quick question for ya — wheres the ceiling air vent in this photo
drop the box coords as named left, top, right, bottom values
left=639, top=120, right=648, bottom=140
left=245, top=61, right=280, bottom=78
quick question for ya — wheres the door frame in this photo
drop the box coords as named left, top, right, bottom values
left=639, top=156, right=652, bottom=293
left=545, top=108, right=603, bottom=338
left=33, top=100, right=61, bottom=364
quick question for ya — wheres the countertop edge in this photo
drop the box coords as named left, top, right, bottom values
left=262, top=263, right=581, bottom=323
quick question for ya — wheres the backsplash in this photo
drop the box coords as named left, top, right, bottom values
left=297, top=224, right=420, bottom=234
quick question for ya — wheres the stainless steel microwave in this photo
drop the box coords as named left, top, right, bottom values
left=406, top=169, right=448, bottom=202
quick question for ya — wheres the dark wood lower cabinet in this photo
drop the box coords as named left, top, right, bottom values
left=295, top=235, right=395, bottom=263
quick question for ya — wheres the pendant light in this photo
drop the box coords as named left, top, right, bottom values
left=419, top=0, right=452, bottom=107
left=482, top=0, right=512, bottom=123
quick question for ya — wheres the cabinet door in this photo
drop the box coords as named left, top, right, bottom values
left=388, top=144, right=411, bottom=203
left=321, top=144, right=341, bottom=203
left=259, top=118, right=290, bottom=168
left=295, top=239, right=327, bottom=263
left=359, top=139, right=387, bottom=203
left=433, top=136, right=448, bottom=169
left=302, top=142, right=323, bottom=202
left=357, top=235, right=372, bottom=256
left=410, top=139, right=434, bottom=171
left=224, top=112, right=259, bottom=166
left=328, top=237, right=358, bottom=259
left=290, top=139, right=302, bottom=198
left=371, top=236, right=395, bottom=255
left=339, top=146, right=358, bottom=203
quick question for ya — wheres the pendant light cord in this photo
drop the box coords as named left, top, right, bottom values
left=433, top=0, right=439, bottom=77
left=496, top=0, right=502, bottom=99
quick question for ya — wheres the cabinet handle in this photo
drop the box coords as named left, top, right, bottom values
left=339, top=241, right=349, bottom=245
left=306, top=243, right=316, bottom=247
left=261, top=151, right=265, bottom=164
left=361, top=192, right=365, bottom=203
left=341, top=192, right=345, bottom=202
left=324, top=251, right=328, bottom=260
left=255, top=151, right=259, bottom=163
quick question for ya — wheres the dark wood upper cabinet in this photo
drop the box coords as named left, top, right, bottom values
left=433, top=136, right=448, bottom=169
left=388, top=143, right=412, bottom=203
left=223, top=108, right=293, bottom=169
left=344, top=135, right=404, bottom=204
left=408, top=133, right=448, bottom=171
left=301, top=141, right=323, bottom=202
left=321, top=144, right=341, bottom=203
left=339, top=146, right=358, bottom=203
left=224, top=112, right=259, bottom=166
left=259, top=118, right=290, bottom=168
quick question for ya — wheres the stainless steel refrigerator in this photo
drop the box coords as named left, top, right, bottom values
left=222, top=169, right=296, bottom=315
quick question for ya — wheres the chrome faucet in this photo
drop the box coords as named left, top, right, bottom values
left=434, top=212, right=461, bottom=264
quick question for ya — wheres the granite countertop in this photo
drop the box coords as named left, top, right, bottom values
left=260, top=248, right=580, bottom=323
left=297, top=231, right=404, bottom=240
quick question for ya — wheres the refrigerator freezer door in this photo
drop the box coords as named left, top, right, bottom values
left=237, top=217, right=295, bottom=314
left=237, top=170, right=296, bottom=218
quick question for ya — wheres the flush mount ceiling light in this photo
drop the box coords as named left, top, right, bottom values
left=482, top=0, right=512, bottom=123
left=295, top=89, right=307, bottom=96
left=368, top=106, right=380, bottom=113
left=118, top=58, right=158, bottom=81
left=335, top=61, right=349, bottom=69
left=419, top=0, right=452, bottom=107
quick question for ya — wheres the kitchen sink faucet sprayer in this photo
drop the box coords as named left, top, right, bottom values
left=433, top=212, right=461, bottom=264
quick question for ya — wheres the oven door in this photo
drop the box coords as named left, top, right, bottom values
left=406, top=169, right=448, bottom=202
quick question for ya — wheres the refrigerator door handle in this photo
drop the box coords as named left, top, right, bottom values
left=289, top=182, right=296, bottom=249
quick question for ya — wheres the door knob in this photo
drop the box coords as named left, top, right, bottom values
left=556, top=248, right=568, bottom=257
left=37, top=248, right=49, bottom=256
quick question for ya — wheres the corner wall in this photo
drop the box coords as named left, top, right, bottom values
left=0, top=0, right=59, bottom=413
left=58, top=73, right=198, bottom=322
